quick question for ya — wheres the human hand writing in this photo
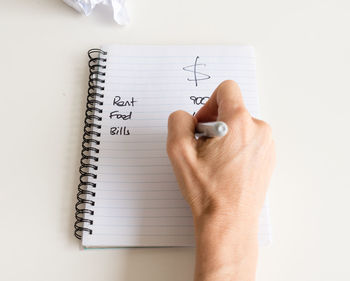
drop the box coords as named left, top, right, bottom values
left=167, top=80, right=275, bottom=281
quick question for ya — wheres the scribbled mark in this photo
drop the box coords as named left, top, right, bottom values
left=183, top=56, right=210, bottom=86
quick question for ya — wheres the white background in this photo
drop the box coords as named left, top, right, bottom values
left=1, top=1, right=349, bottom=280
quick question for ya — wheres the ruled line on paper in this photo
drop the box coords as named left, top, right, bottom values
left=95, top=180, right=178, bottom=184
left=94, top=195, right=184, bottom=200
left=104, top=81, right=256, bottom=86
left=91, top=234, right=195, bottom=236
left=91, top=215, right=192, bottom=219
left=105, top=68, right=256, bottom=72
left=99, top=140, right=166, bottom=143
left=101, top=148, right=166, bottom=152
left=92, top=189, right=179, bottom=192
left=98, top=155, right=168, bottom=158
left=97, top=172, right=174, bottom=176
left=100, top=95, right=258, bottom=100
left=105, top=55, right=255, bottom=58
left=103, top=88, right=257, bottom=92
left=97, top=164, right=171, bottom=168
left=107, top=61, right=256, bottom=65
left=93, top=224, right=194, bottom=227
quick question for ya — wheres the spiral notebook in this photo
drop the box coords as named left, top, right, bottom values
left=74, top=45, right=271, bottom=248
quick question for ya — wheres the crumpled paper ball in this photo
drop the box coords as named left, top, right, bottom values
left=63, top=0, right=129, bottom=25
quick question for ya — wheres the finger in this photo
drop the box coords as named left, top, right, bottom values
left=167, top=110, right=197, bottom=159
left=195, top=80, right=247, bottom=124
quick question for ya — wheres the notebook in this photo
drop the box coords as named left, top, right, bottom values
left=74, top=45, right=271, bottom=248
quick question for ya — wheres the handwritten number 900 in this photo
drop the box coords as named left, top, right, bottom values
left=190, top=96, right=209, bottom=105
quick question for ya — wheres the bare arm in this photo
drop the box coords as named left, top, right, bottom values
left=167, top=80, right=275, bottom=281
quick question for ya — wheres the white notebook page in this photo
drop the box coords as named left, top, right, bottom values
left=82, top=45, right=271, bottom=247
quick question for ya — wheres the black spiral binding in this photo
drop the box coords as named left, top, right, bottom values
left=74, top=48, right=107, bottom=239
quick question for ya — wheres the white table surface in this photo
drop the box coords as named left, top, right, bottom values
left=1, top=1, right=349, bottom=280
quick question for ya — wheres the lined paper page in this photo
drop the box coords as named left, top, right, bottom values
left=82, top=45, right=271, bottom=247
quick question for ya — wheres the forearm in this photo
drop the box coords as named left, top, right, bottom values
left=193, top=212, right=259, bottom=281
left=167, top=81, right=275, bottom=281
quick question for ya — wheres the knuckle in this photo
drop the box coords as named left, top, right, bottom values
left=167, top=137, right=186, bottom=157
left=234, top=107, right=251, bottom=122
left=166, top=140, right=179, bottom=159
left=219, top=80, right=239, bottom=90
left=168, top=111, right=179, bottom=124
left=217, top=80, right=241, bottom=100
left=168, top=110, right=186, bottom=123
left=256, top=120, right=273, bottom=140
left=166, top=141, right=176, bottom=158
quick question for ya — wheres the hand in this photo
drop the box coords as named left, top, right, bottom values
left=167, top=80, right=275, bottom=281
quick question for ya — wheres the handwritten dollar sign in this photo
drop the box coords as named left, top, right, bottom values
left=183, top=56, right=210, bottom=87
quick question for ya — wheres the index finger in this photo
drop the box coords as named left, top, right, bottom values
left=195, top=80, right=246, bottom=123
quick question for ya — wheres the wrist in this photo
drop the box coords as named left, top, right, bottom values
left=188, top=183, right=264, bottom=227
left=193, top=210, right=259, bottom=244
left=193, top=211, right=259, bottom=281
left=192, top=201, right=261, bottom=231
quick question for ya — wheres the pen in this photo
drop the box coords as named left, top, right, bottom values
left=195, top=121, right=228, bottom=138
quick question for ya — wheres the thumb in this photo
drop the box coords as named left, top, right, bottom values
left=167, top=110, right=197, bottom=160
